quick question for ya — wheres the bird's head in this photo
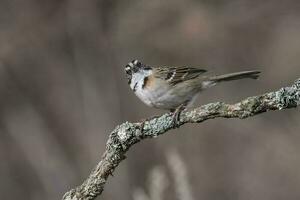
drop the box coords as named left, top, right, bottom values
left=125, top=59, right=151, bottom=85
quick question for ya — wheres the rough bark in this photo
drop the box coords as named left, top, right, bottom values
left=63, top=79, right=300, bottom=200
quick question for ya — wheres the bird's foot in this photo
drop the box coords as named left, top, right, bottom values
left=171, top=104, right=186, bottom=128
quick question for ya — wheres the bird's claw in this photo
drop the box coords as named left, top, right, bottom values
left=171, top=105, right=185, bottom=128
left=139, top=120, right=146, bottom=131
left=171, top=111, right=181, bottom=128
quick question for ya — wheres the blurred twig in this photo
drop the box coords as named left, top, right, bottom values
left=133, top=166, right=168, bottom=200
left=62, top=79, right=300, bottom=200
left=167, top=150, right=194, bottom=200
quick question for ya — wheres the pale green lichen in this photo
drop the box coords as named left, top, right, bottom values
left=140, top=113, right=173, bottom=138
left=117, top=124, right=129, bottom=142
left=275, top=79, right=300, bottom=109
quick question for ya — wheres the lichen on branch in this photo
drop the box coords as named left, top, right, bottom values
left=63, top=78, right=300, bottom=200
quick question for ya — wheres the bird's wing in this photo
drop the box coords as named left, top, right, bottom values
left=154, top=66, right=207, bottom=85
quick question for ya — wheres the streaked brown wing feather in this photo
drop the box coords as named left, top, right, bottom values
left=154, top=66, right=207, bottom=85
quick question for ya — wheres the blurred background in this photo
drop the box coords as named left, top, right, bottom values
left=0, top=0, right=300, bottom=199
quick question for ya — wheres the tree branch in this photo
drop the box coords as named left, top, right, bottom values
left=62, top=79, right=300, bottom=200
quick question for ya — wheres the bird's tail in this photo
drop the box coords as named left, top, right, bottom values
left=209, top=70, right=260, bottom=82
left=201, top=70, right=260, bottom=89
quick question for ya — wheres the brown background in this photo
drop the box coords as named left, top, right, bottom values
left=0, top=0, right=300, bottom=200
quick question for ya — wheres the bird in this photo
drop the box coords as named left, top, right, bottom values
left=125, top=59, right=260, bottom=126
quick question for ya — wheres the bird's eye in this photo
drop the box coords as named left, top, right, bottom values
left=136, top=61, right=142, bottom=67
left=132, top=59, right=142, bottom=67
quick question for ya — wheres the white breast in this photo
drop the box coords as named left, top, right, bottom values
left=135, top=78, right=170, bottom=108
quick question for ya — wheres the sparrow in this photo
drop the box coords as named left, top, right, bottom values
left=125, top=59, right=260, bottom=125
